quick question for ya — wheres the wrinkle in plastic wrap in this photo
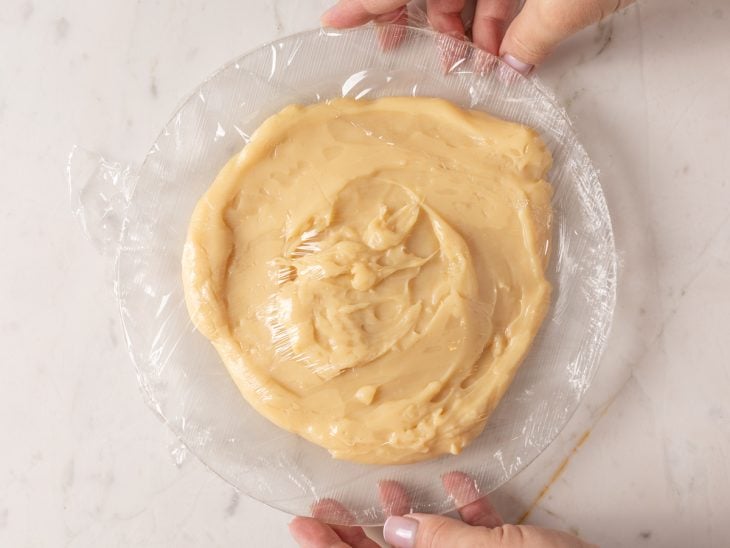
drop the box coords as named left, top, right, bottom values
left=68, top=25, right=616, bottom=525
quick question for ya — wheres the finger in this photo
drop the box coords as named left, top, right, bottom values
left=386, top=516, right=598, bottom=548
left=322, top=0, right=409, bottom=28
left=441, top=471, right=503, bottom=528
left=376, top=7, right=409, bottom=51
left=312, top=499, right=380, bottom=548
left=378, top=480, right=411, bottom=517
left=500, top=0, right=636, bottom=73
left=471, top=0, right=519, bottom=55
left=289, top=516, right=350, bottom=548
left=436, top=32, right=472, bottom=74
left=426, top=0, right=466, bottom=37
left=426, top=0, right=470, bottom=73
left=374, top=5, right=408, bottom=24
left=385, top=514, right=490, bottom=548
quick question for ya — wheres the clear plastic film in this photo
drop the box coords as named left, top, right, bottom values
left=69, top=23, right=616, bottom=525
left=259, top=167, right=495, bottom=388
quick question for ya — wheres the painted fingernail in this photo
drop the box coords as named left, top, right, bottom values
left=501, top=53, right=533, bottom=75
left=384, top=515, right=419, bottom=547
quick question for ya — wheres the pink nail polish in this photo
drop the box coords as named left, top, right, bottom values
left=501, top=53, right=534, bottom=75
left=384, top=516, right=419, bottom=547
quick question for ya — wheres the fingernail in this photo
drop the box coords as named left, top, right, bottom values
left=384, top=516, right=419, bottom=547
left=501, top=53, right=533, bottom=75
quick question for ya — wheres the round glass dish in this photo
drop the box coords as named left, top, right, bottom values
left=116, top=25, right=616, bottom=525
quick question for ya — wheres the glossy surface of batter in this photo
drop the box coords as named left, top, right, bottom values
left=182, top=97, right=553, bottom=464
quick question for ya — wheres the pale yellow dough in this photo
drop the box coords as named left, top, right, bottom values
left=182, top=97, right=553, bottom=464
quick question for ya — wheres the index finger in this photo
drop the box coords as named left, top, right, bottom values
left=442, top=471, right=504, bottom=528
left=322, top=0, right=409, bottom=28
left=378, top=480, right=411, bottom=517
left=426, top=0, right=466, bottom=37
left=311, top=499, right=380, bottom=548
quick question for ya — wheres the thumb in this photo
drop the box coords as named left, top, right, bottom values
left=384, top=514, right=488, bottom=547
left=384, top=514, right=599, bottom=548
left=500, top=0, right=636, bottom=73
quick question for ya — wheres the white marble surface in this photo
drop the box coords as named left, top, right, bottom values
left=1, top=0, right=729, bottom=546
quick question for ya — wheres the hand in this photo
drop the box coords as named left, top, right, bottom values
left=322, top=0, right=636, bottom=74
left=289, top=472, right=596, bottom=547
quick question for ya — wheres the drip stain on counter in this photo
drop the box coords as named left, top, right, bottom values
left=518, top=429, right=592, bottom=524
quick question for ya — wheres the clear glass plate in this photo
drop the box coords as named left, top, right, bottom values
left=115, top=25, right=616, bottom=525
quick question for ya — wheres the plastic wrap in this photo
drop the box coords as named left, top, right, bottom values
left=69, top=24, right=616, bottom=525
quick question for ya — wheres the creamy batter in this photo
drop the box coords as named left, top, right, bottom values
left=182, top=97, right=553, bottom=464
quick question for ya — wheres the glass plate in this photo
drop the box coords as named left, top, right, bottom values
left=115, top=25, right=617, bottom=525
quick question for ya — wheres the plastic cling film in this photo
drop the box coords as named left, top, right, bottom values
left=259, top=174, right=493, bottom=379
left=67, top=147, right=136, bottom=256
left=187, top=95, right=559, bottom=469
left=70, top=25, right=616, bottom=525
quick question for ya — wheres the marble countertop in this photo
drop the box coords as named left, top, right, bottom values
left=1, top=0, right=728, bottom=546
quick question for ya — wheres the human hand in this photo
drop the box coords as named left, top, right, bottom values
left=289, top=472, right=596, bottom=547
left=321, top=0, right=636, bottom=74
